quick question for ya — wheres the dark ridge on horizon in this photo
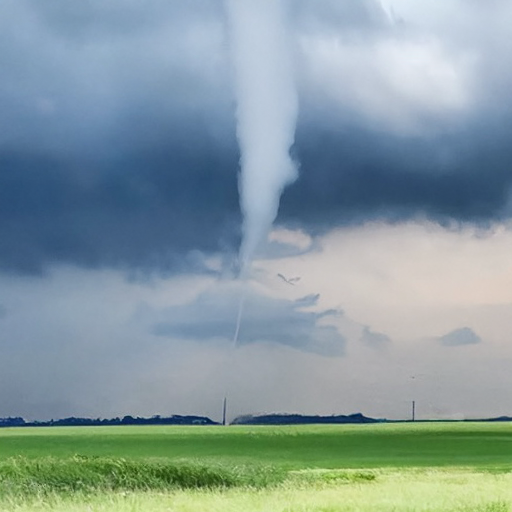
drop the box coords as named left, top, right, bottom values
left=231, top=413, right=380, bottom=425
left=0, top=415, right=218, bottom=428
left=1, top=414, right=511, bottom=428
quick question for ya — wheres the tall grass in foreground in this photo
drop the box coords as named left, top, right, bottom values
left=1, top=469, right=512, bottom=512
left=0, top=456, right=283, bottom=497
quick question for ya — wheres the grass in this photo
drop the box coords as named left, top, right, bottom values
left=2, top=469, right=512, bottom=512
left=1, top=422, right=512, bottom=469
left=0, top=422, right=511, bottom=511
left=0, top=456, right=282, bottom=496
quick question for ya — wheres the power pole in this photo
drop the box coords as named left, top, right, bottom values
left=222, top=396, right=227, bottom=426
left=411, top=400, right=416, bottom=422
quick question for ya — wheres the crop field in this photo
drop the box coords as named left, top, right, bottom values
left=0, top=422, right=511, bottom=511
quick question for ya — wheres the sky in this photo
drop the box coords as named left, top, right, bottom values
left=1, top=0, right=512, bottom=422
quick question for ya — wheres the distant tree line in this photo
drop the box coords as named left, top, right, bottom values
left=0, top=415, right=217, bottom=428
left=231, top=412, right=380, bottom=425
left=230, top=413, right=512, bottom=425
left=0, top=417, right=25, bottom=427
left=2, top=413, right=511, bottom=428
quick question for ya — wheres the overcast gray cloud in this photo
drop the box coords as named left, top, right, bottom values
left=438, top=327, right=482, bottom=347
left=360, top=326, right=391, bottom=349
left=152, top=285, right=345, bottom=357
left=1, top=0, right=512, bottom=274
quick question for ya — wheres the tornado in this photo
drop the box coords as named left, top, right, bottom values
left=225, top=0, right=299, bottom=276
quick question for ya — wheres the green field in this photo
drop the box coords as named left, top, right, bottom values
left=1, top=422, right=511, bottom=511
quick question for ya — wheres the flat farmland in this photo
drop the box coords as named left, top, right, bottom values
left=0, top=422, right=511, bottom=511
left=1, top=422, right=511, bottom=468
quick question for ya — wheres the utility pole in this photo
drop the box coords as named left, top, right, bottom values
left=222, top=396, right=227, bottom=426
left=411, top=400, right=416, bottom=422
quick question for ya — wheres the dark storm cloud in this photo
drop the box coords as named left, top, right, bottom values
left=284, top=121, right=512, bottom=229
left=0, top=136, right=240, bottom=274
left=27, top=0, right=223, bottom=38
left=438, top=327, right=482, bottom=347
left=152, top=286, right=345, bottom=357
left=1, top=0, right=512, bottom=274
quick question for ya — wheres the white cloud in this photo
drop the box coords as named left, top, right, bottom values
left=380, top=0, right=512, bottom=108
left=301, top=33, right=474, bottom=134
left=268, top=227, right=313, bottom=251
left=260, top=221, right=512, bottom=341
